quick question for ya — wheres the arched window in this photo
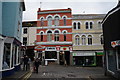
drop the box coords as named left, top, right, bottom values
left=63, top=17, right=66, bottom=26
left=82, top=35, right=86, bottom=45
left=47, top=16, right=52, bottom=26
left=40, top=18, right=44, bottom=26
left=88, top=35, right=92, bottom=45
left=86, top=22, right=89, bottom=29
left=90, top=22, right=93, bottom=29
left=40, top=32, right=43, bottom=41
left=78, top=22, right=80, bottom=29
left=47, top=30, right=52, bottom=41
left=98, top=21, right=102, bottom=28
left=73, top=22, right=76, bottom=29
left=75, top=35, right=80, bottom=45
left=63, top=31, right=67, bottom=41
left=100, top=35, right=104, bottom=44
left=54, top=30, right=59, bottom=41
left=54, top=16, right=59, bottom=26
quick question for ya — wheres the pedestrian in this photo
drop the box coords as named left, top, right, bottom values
left=34, top=58, right=40, bottom=73
left=23, top=55, right=29, bottom=71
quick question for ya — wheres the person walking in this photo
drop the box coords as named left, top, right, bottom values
left=23, top=55, right=29, bottom=71
left=34, top=58, right=40, bottom=73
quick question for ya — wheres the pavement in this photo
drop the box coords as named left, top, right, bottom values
left=1, top=63, right=118, bottom=80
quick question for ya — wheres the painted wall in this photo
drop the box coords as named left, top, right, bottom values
left=2, top=2, right=23, bottom=41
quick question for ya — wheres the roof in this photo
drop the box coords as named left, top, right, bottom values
left=72, top=14, right=106, bottom=20
left=38, top=8, right=71, bottom=12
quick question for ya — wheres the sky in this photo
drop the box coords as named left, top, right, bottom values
left=23, top=0, right=118, bottom=21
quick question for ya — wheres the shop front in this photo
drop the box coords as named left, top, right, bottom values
left=73, top=51, right=96, bottom=66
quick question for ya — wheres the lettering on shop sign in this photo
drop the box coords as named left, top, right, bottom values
left=45, top=47, right=56, bottom=51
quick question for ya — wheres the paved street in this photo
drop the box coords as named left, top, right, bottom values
left=27, top=64, right=114, bottom=80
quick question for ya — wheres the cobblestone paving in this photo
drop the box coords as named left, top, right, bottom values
left=29, top=64, right=105, bottom=80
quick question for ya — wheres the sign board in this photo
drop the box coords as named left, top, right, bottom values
left=73, top=53, right=95, bottom=56
left=111, top=40, right=120, bottom=48
left=45, top=47, right=56, bottom=51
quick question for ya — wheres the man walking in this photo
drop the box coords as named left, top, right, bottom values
left=23, top=55, right=29, bottom=71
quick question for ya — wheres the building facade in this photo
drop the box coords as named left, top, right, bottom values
left=0, top=1, right=25, bottom=77
left=22, top=21, right=37, bottom=60
left=72, top=14, right=105, bottom=66
left=102, top=1, right=120, bottom=79
left=35, top=8, right=73, bottom=65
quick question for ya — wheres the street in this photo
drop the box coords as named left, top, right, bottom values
left=27, top=64, right=115, bottom=80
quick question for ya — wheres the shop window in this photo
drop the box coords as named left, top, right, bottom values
left=14, top=46, right=17, bottom=65
left=40, top=18, right=44, bottom=26
left=23, top=37, right=27, bottom=45
left=82, top=35, right=86, bottom=45
left=23, top=28, right=27, bottom=34
left=54, top=30, right=59, bottom=41
left=63, top=17, right=66, bottom=26
left=3, top=43, right=11, bottom=69
left=78, top=22, right=80, bottom=29
left=117, top=47, right=120, bottom=69
left=47, top=30, right=52, bottom=41
left=47, top=16, right=52, bottom=26
left=54, top=16, right=59, bottom=26
left=73, top=22, right=76, bottom=29
left=45, top=51, right=57, bottom=59
left=75, top=35, right=80, bottom=45
left=88, top=35, right=92, bottom=45
left=40, top=32, right=43, bottom=41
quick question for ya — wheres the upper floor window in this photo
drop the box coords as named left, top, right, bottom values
left=86, top=22, right=93, bottom=29
left=63, top=31, right=67, bottom=41
left=78, top=22, right=80, bottom=29
left=100, top=35, right=104, bottom=44
left=54, top=16, right=59, bottom=26
left=23, top=37, right=27, bottom=45
left=75, top=35, right=80, bottom=45
left=86, top=22, right=89, bottom=29
left=47, top=16, right=52, bottom=26
left=98, top=21, right=102, bottom=29
left=54, top=30, right=59, bottom=41
left=40, top=18, right=44, bottom=26
left=40, top=32, right=43, bottom=41
left=82, top=35, right=86, bottom=45
left=88, top=35, right=92, bottom=45
left=73, top=22, right=76, bottom=29
left=47, top=31, right=52, bottom=41
left=23, top=28, right=27, bottom=34
left=63, top=17, right=66, bottom=26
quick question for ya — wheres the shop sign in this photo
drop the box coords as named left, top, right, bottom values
left=45, top=47, right=56, bottom=51
left=111, top=40, right=120, bottom=48
left=56, top=46, right=60, bottom=51
left=60, top=47, right=69, bottom=51
left=73, top=53, right=95, bottom=56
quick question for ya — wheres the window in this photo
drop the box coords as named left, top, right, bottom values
left=63, top=17, right=66, bottom=26
left=40, top=32, right=43, bottom=41
left=23, top=28, right=27, bottom=34
left=100, top=35, right=104, bottom=44
left=82, top=35, right=86, bottom=45
left=23, top=37, right=27, bottom=45
left=75, top=35, right=80, bottom=45
left=90, top=22, right=93, bottom=29
left=47, top=31, right=52, bottom=41
left=73, top=22, right=76, bottom=29
left=41, top=18, right=44, bottom=26
left=78, top=22, right=80, bottom=29
left=63, top=31, right=67, bottom=41
left=88, top=35, right=92, bottom=45
left=86, top=22, right=89, bottom=29
left=3, top=43, right=11, bottom=69
left=54, top=30, right=59, bottom=41
left=47, top=16, right=52, bottom=26
left=54, top=16, right=59, bottom=26
left=98, top=21, right=102, bottom=28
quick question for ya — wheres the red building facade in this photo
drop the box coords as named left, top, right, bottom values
left=35, top=8, right=73, bottom=65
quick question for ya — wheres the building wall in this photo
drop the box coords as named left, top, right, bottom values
left=2, top=2, right=23, bottom=41
left=0, top=2, right=2, bottom=35
left=72, top=18, right=103, bottom=51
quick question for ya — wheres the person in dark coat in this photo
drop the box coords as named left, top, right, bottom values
left=34, top=58, right=40, bottom=73
left=23, top=55, right=29, bottom=71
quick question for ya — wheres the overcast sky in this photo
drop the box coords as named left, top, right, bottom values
left=23, top=0, right=118, bottom=21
